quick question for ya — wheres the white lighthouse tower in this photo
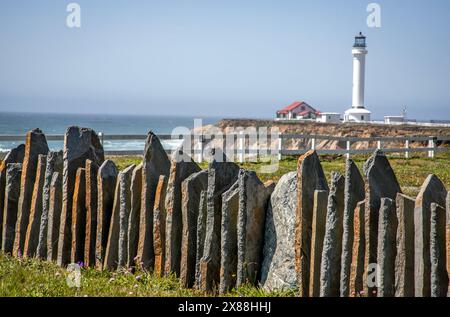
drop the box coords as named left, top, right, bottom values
left=344, top=32, right=371, bottom=122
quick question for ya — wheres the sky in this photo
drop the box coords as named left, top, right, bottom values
left=0, top=0, right=449, bottom=120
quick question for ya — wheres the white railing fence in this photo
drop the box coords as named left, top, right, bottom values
left=0, top=133, right=449, bottom=162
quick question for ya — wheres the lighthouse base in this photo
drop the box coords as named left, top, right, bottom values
left=344, top=107, right=371, bottom=123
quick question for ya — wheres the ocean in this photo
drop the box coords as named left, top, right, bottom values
left=0, top=112, right=220, bottom=153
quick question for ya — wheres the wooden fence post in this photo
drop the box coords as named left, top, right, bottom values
left=277, top=132, right=282, bottom=161
left=428, top=137, right=436, bottom=159
left=405, top=139, right=410, bottom=159
left=239, top=131, right=244, bottom=163
left=197, top=134, right=203, bottom=163
left=346, top=140, right=351, bottom=159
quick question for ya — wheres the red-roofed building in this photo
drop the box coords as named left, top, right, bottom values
left=276, top=101, right=320, bottom=120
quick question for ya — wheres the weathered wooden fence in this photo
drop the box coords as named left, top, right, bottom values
left=1, top=133, right=449, bottom=161
left=280, top=134, right=450, bottom=160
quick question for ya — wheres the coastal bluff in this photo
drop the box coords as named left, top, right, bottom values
left=217, top=119, right=450, bottom=137
left=206, top=119, right=450, bottom=151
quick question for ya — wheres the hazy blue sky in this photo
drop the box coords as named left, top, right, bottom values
left=0, top=0, right=449, bottom=119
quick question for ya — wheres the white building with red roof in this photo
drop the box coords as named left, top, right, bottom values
left=275, top=101, right=320, bottom=120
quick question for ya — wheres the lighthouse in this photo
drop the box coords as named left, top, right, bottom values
left=344, top=32, right=371, bottom=122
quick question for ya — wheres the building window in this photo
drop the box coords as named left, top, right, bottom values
left=361, top=115, right=364, bottom=120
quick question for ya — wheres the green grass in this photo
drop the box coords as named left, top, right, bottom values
left=0, top=252, right=295, bottom=297
left=108, top=153, right=450, bottom=198
left=0, top=252, right=192, bottom=297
